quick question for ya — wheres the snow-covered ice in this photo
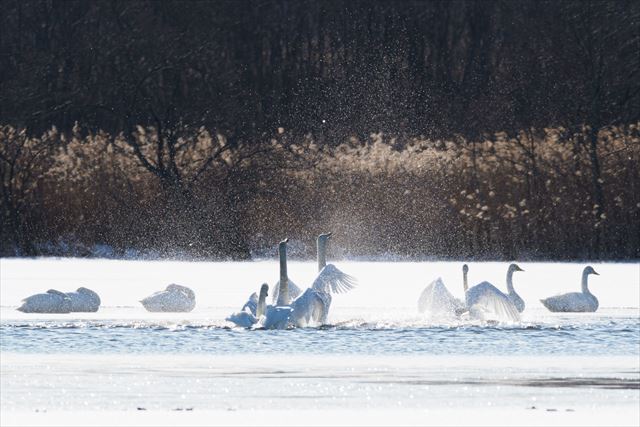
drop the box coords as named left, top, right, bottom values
left=1, top=258, right=638, bottom=426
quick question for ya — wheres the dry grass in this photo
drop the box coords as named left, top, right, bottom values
left=1, top=124, right=638, bottom=259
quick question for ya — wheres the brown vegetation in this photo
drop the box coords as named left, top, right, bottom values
left=1, top=124, right=638, bottom=260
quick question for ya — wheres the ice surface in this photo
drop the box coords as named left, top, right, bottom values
left=1, top=259, right=638, bottom=311
left=1, top=259, right=638, bottom=426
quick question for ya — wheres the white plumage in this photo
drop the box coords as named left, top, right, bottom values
left=140, top=284, right=196, bottom=312
left=66, top=287, right=101, bottom=312
left=418, top=277, right=465, bottom=317
left=465, top=281, right=521, bottom=322
left=541, top=266, right=600, bottom=312
left=504, top=264, right=525, bottom=312
left=16, top=289, right=72, bottom=313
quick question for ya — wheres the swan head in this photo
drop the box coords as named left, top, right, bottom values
left=584, top=266, right=599, bottom=276
left=76, top=287, right=98, bottom=297
left=462, top=264, right=469, bottom=274
left=278, top=238, right=288, bottom=250
left=317, top=232, right=332, bottom=242
left=509, top=263, right=525, bottom=273
left=166, top=284, right=195, bottom=300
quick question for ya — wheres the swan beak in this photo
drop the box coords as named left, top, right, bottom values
left=593, top=270, right=600, bottom=275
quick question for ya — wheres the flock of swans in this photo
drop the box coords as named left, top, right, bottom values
left=226, top=233, right=357, bottom=329
left=418, top=263, right=600, bottom=323
left=15, top=233, right=602, bottom=324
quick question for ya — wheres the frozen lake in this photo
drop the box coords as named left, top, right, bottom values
left=1, top=259, right=639, bottom=426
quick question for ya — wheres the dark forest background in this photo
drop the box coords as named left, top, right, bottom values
left=1, top=0, right=639, bottom=260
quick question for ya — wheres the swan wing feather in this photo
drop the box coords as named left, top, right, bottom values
left=311, top=264, right=357, bottom=295
left=466, top=281, right=520, bottom=322
left=418, top=278, right=463, bottom=314
left=241, top=292, right=259, bottom=315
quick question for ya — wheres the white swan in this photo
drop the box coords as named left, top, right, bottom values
left=257, top=239, right=293, bottom=329
left=464, top=265, right=520, bottom=322
left=226, top=284, right=268, bottom=328
left=417, top=265, right=467, bottom=317
left=66, top=287, right=101, bottom=312
left=271, top=240, right=302, bottom=305
left=140, top=284, right=196, bottom=312
left=290, top=233, right=356, bottom=326
left=540, top=266, right=600, bottom=312
left=505, top=264, right=525, bottom=312
left=16, top=289, right=72, bottom=313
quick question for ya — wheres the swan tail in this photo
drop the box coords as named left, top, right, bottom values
left=311, top=264, right=357, bottom=295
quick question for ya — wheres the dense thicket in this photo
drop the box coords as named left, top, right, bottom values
left=1, top=0, right=639, bottom=259
left=2, top=124, right=638, bottom=260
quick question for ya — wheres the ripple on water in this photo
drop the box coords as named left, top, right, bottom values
left=1, top=315, right=638, bottom=356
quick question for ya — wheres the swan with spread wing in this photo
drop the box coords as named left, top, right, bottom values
left=464, top=264, right=523, bottom=322
left=286, top=233, right=357, bottom=326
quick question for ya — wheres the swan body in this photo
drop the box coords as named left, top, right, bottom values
left=541, top=266, right=600, bottom=312
left=418, top=278, right=465, bottom=317
left=505, top=264, right=525, bottom=312
left=66, top=287, right=101, bottom=312
left=16, top=289, right=72, bottom=313
left=140, top=284, right=196, bottom=312
left=465, top=281, right=520, bottom=322
left=259, top=305, right=293, bottom=329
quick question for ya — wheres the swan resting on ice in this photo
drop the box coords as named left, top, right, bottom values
left=66, top=287, right=101, bottom=312
left=540, top=266, right=600, bottom=312
left=16, top=287, right=101, bottom=313
left=16, top=289, right=72, bottom=313
left=140, top=284, right=196, bottom=312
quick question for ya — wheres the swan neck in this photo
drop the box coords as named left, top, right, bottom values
left=582, top=271, right=591, bottom=294
left=256, top=293, right=266, bottom=317
left=277, top=245, right=289, bottom=306
left=506, top=269, right=516, bottom=294
left=317, top=239, right=327, bottom=272
left=463, top=270, right=468, bottom=292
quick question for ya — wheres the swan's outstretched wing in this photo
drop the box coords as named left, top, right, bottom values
left=270, top=279, right=302, bottom=304
left=466, top=281, right=520, bottom=322
left=241, top=292, right=258, bottom=316
left=311, top=264, right=357, bottom=295
left=418, top=278, right=463, bottom=314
